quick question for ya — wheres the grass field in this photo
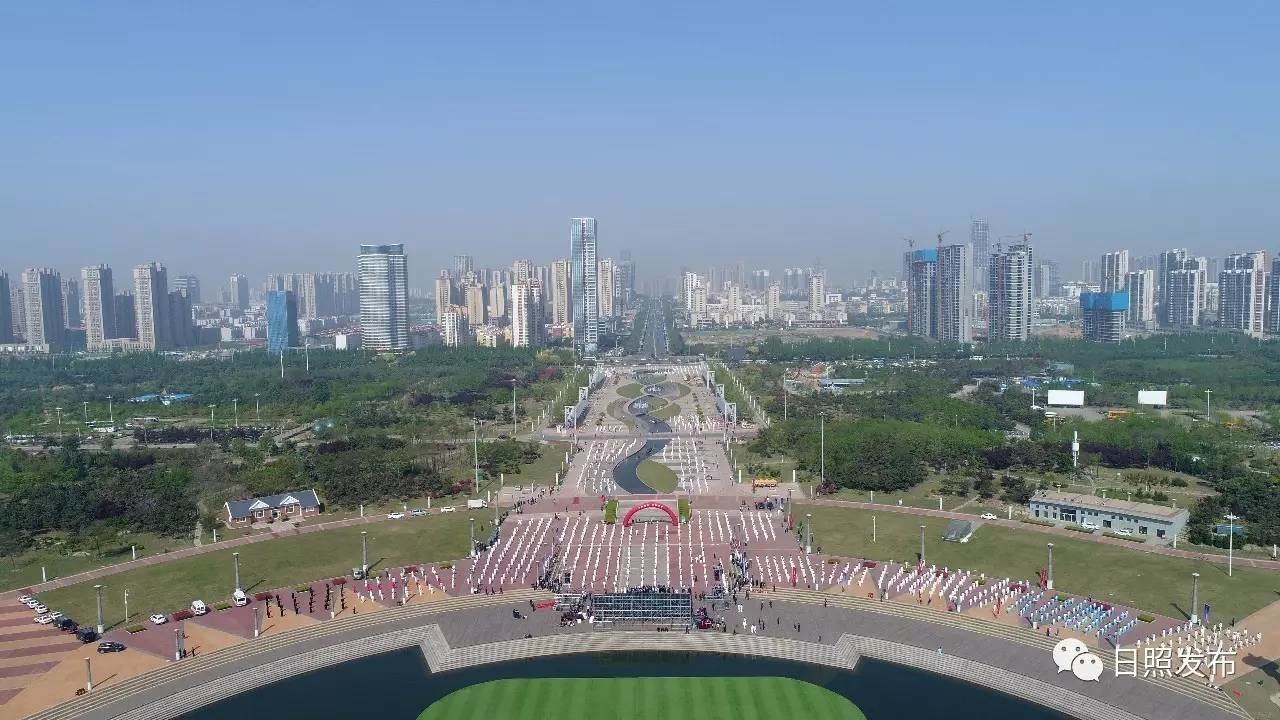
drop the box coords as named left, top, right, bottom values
left=35, top=513, right=472, bottom=629
left=418, top=677, right=865, bottom=720
left=652, top=403, right=681, bottom=420
left=638, top=459, right=680, bottom=493
left=617, top=383, right=645, bottom=399
left=512, top=441, right=570, bottom=486
left=802, top=504, right=1280, bottom=622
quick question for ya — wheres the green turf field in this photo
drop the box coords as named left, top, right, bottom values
left=638, top=459, right=680, bottom=492
left=417, top=677, right=865, bottom=720
left=617, top=382, right=645, bottom=398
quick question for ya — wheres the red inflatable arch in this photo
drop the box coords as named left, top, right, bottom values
left=621, top=501, right=679, bottom=527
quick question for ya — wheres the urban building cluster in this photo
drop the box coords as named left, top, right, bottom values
left=433, top=217, right=635, bottom=355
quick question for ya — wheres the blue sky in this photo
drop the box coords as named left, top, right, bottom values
left=2, top=2, right=1278, bottom=289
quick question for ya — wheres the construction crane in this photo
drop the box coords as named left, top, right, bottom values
left=936, top=230, right=949, bottom=246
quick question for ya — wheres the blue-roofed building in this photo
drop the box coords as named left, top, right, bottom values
left=225, top=488, right=321, bottom=526
left=1080, top=291, right=1129, bottom=343
left=266, top=290, right=300, bottom=353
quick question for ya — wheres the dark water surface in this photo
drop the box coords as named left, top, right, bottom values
left=179, top=649, right=1071, bottom=720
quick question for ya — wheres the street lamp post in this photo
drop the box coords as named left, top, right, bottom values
left=123, top=589, right=129, bottom=624
left=511, top=380, right=518, bottom=437
left=232, top=399, right=239, bottom=428
left=470, top=517, right=477, bottom=558
left=83, top=401, right=89, bottom=423
left=55, top=407, right=63, bottom=441
left=94, top=584, right=104, bottom=634
left=1191, top=572, right=1200, bottom=625
left=472, top=419, right=480, bottom=497
left=805, top=513, right=813, bottom=554
left=208, top=405, right=216, bottom=441
left=1046, top=543, right=1054, bottom=590
left=254, top=393, right=261, bottom=423
left=819, top=412, right=826, bottom=488
left=233, top=552, right=241, bottom=592
left=1225, top=513, right=1240, bottom=577
left=1205, top=389, right=1213, bottom=420
left=920, top=525, right=927, bottom=566
left=360, top=531, right=368, bottom=573
left=106, top=395, right=113, bottom=425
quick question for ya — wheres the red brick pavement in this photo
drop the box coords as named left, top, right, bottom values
left=0, top=641, right=79, bottom=660
left=0, top=661, right=58, bottom=679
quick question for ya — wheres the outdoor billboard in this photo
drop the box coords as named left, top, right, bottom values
left=1137, top=390, right=1168, bottom=406
left=1046, top=389, right=1085, bottom=407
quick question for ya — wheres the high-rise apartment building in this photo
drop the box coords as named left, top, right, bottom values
left=1165, top=267, right=1203, bottom=327
left=0, top=272, right=12, bottom=343
left=266, top=290, right=300, bottom=352
left=22, top=268, right=66, bottom=351
left=512, top=259, right=533, bottom=284
left=81, top=265, right=116, bottom=351
left=1219, top=251, right=1267, bottom=337
left=1157, top=249, right=1189, bottom=325
left=434, top=272, right=453, bottom=321
left=229, top=274, right=250, bottom=311
left=60, top=278, right=81, bottom=330
left=1100, top=251, right=1129, bottom=293
left=9, top=282, right=25, bottom=340
left=464, top=283, right=486, bottom=324
left=1033, top=260, right=1060, bottom=298
left=905, top=248, right=937, bottom=338
left=357, top=244, right=410, bottom=352
left=133, top=262, right=169, bottom=351
left=598, top=258, right=616, bottom=319
left=511, top=282, right=540, bottom=348
left=617, top=251, right=636, bottom=309
left=1080, top=292, right=1128, bottom=343
left=173, top=274, right=201, bottom=303
left=487, top=283, right=506, bottom=323
left=766, top=282, right=781, bottom=320
left=970, top=219, right=990, bottom=291
left=440, top=309, right=468, bottom=347
left=569, top=217, right=599, bottom=355
left=550, top=259, right=571, bottom=326
left=1124, top=270, right=1155, bottom=329
left=988, top=242, right=1034, bottom=342
left=937, top=244, right=973, bottom=343
left=114, top=293, right=137, bottom=339
left=808, top=273, right=825, bottom=316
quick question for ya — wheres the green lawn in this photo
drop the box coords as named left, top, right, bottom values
left=638, top=459, right=680, bottom=493
left=37, top=512, right=472, bottom=629
left=0, top=532, right=194, bottom=593
left=418, top=677, right=864, bottom=720
left=617, top=383, right=645, bottom=399
left=802, top=504, right=1280, bottom=622
left=652, top=403, right=682, bottom=421
left=822, top=476, right=971, bottom=512
left=510, top=441, right=571, bottom=486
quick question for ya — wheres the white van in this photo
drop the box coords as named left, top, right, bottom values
left=190, top=600, right=208, bottom=615
left=467, top=499, right=488, bottom=509
left=232, top=590, right=248, bottom=607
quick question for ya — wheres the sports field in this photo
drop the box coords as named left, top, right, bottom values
left=417, top=677, right=865, bottom=720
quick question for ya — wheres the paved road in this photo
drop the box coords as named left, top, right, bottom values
left=805, top=498, right=1280, bottom=571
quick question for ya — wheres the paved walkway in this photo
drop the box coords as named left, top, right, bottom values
left=806, top=498, right=1280, bottom=570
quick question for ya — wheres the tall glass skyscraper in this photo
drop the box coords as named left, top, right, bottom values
left=357, top=244, right=409, bottom=351
left=266, top=290, right=300, bottom=353
left=569, top=217, right=598, bottom=355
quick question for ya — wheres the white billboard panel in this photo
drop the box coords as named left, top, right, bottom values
left=1137, top=390, right=1168, bottom=406
left=1046, top=389, right=1085, bottom=407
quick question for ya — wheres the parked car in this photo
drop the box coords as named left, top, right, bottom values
left=77, top=629, right=99, bottom=643
left=440, top=506, right=456, bottom=513
left=46, top=611, right=63, bottom=622
left=232, top=589, right=248, bottom=607
left=58, top=618, right=78, bottom=633
left=23, top=598, right=41, bottom=609
left=386, top=512, right=405, bottom=520
left=1081, top=521, right=1100, bottom=531
left=97, top=641, right=127, bottom=653
left=190, top=600, right=208, bottom=615
left=31, top=603, right=48, bottom=614
left=980, top=513, right=999, bottom=520
left=410, top=509, right=427, bottom=517
left=17, top=595, right=34, bottom=605
left=149, top=613, right=169, bottom=625
left=1115, top=528, right=1134, bottom=536
left=34, top=613, right=56, bottom=624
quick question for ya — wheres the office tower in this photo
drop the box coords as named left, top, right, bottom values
left=597, top=258, right=616, bottom=318
left=434, top=272, right=453, bottom=321
left=550, top=259, right=571, bottom=325
left=229, top=274, right=249, bottom=310
left=970, top=219, right=990, bottom=291
left=0, top=272, right=11, bottom=342
left=441, top=309, right=468, bottom=347
left=1165, top=267, right=1203, bottom=327
left=808, top=273, right=825, bottom=316
left=464, top=283, right=486, bottom=324
left=905, top=248, right=937, bottom=338
left=1033, top=260, right=1060, bottom=298
left=487, top=283, right=506, bottom=323
left=173, top=274, right=201, bottom=303
left=22, top=268, right=66, bottom=351
left=451, top=255, right=473, bottom=283
left=266, top=290, right=300, bottom=353
left=133, top=262, right=169, bottom=351
left=113, top=293, right=137, bottom=339
left=569, top=217, right=599, bottom=354
left=766, top=282, right=781, bottom=321
left=618, top=251, right=636, bottom=308
left=511, top=282, right=538, bottom=348
left=60, top=278, right=81, bottom=329
left=988, top=242, right=1034, bottom=341
left=1124, top=270, right=1155, bottom=329
left=357, top=244, right=410, bottom=352
left=1219, top=251, right=1267, bottom=336
left=1100, top=251, right=1129, bottom=293
left=81, top=265, right=116, bottom=351
left=937, top=244, right=973, bottom=343
left=166, top=290, right=196, bottom=348
left=1080, top=292, right=1129, bottom=343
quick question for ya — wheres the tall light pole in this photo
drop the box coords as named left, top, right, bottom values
left=470, top=517, right=477, bottom=558
left=233, top=552, right=241, bottom=592
left=819, top=412, right=826, bottom=487
left=920, top=525, right=927, bottom=566
left=94, top=584, right=104, bottom=634
left=782, top=379, right=788, bottom=422
left=805, top=513, right=813, bottom=554
left=254, top=393, right=261, bottom=423
left=208, top=404, right=217, bottom=441
left=55, top=407, right=63, bottom=441
left=106, top=395, right=113, bottom=425
left=472, top=418, right=480, bottom=496
left=1205, top=389, right=1213, bottom=420
left=511, top=380, right=518, bottom=437
left=360, top=531, right=368, bottom=573
left=1191, top=572, right=1200, bottom=625
left=1225, top=513, right=1239, bottom=577
left=82, top=401, right=89, bottom=423
left=123, top=589, right=129, bottom=624
left=232, top=398, right=239, bottom=428
left=1046, top=543, right=1054, bottom=590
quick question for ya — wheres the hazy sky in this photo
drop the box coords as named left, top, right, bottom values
left=3, top=2, right=1278, bottom=291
